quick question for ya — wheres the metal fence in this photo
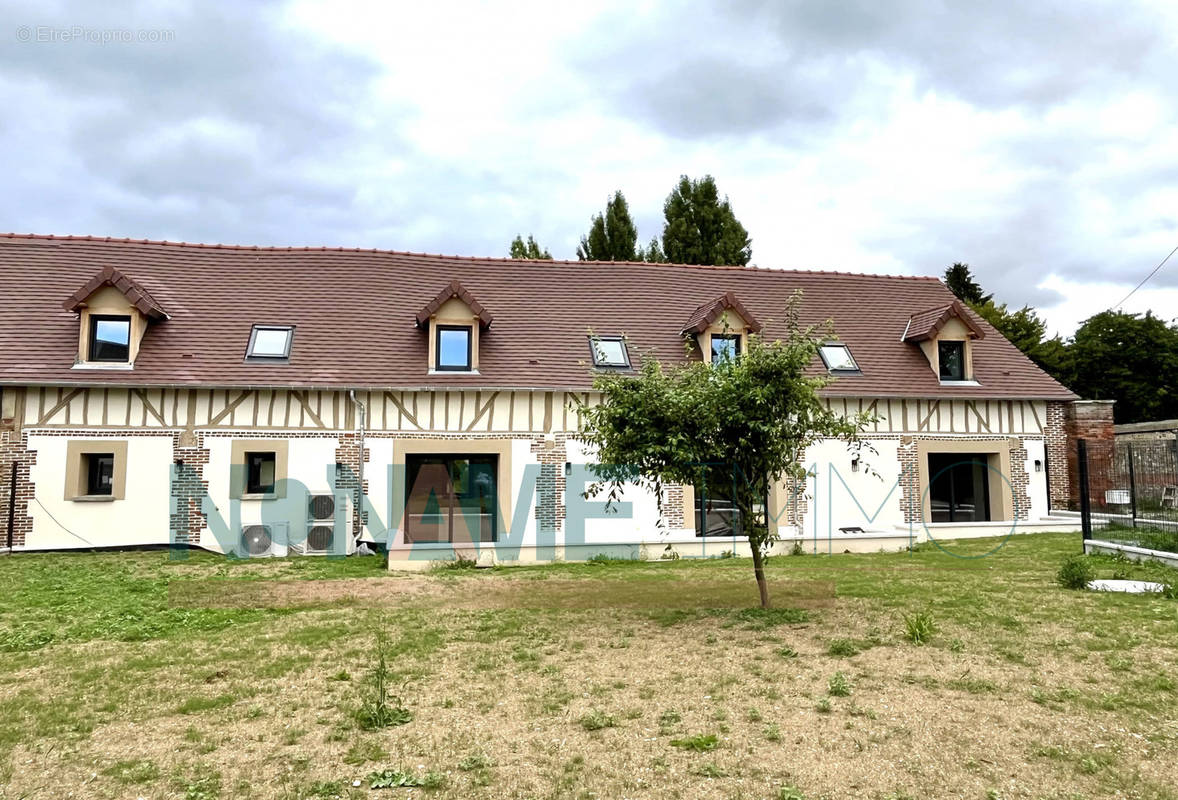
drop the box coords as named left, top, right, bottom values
left=1075, top=437, right=1178, bottom=552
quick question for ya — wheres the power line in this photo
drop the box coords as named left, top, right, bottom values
left=1112, top=243, right=1178, bottom=310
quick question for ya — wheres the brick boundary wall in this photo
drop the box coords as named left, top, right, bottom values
left=1063, top=400, right=1115, bottom=511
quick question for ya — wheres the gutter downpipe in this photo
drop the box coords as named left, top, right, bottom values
left=348, top=390, right=366, bottom=548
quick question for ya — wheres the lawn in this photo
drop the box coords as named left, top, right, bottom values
left=1, top=533, right=1177, bottom=800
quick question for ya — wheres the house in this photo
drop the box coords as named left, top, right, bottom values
left=0, top=234, right=1080, bottom=563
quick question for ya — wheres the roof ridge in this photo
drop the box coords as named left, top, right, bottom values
left=0, top=232, right=945, bottom=281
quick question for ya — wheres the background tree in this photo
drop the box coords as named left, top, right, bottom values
left=579, top=299, right=869, bottom=608
left=508, top=234, right=552, bottom=260
left=638, top=236, right=665, bottom=263
left=1068, top=310, right=1178, bottom=423
left=944, top=262, right=992, bottom=306
left=659, top=175, right=752, bottom=266
left=577, top=191, right=639, bottom=261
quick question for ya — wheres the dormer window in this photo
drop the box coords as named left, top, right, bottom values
left=63, top=266, right=168, bottom=369
left=89, top=316, right=131, bottom=362
left=683, top=292, right=762, bottom=366
left=590, top=336, right=630, bottom=368
left=436, top=325, right=473, bottom=371
left=903, top=301, right=984, bottom=384
left=819, top=342, right=860, bottom=373
left=711, top=334, right=741, bottom=364
left=938, top=340, right=965, bottom=381
left=416, top=280, right=493, bottom=374
left=246, top=325, right=294, bottom=360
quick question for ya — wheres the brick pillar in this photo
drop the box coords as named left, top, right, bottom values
left=334, top=433, right=369, bottom=540
left=1044, top=401, right=1070, bottom=511
left=530, top=434, right=567, bottom=536
left=1064, top=400, right=1115, bottom=511
left=0, top=429, right=34, bottom=548
left=171, top=432, right=211, bottom=546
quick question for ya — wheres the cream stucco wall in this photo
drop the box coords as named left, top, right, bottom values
left=25, top=433, right=173, bottom=549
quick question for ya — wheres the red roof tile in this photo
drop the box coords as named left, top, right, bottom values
left=62, top=264, right=169, bottom=319
left=682, top=291, right=762, bottom=335
left=0, top=234, right=1076, bottom=400
left=904, top=301, right=985, bottom=341
left=414, top=279, right=493, bottom=327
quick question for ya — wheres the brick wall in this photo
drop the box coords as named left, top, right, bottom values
left=1044, top=401, right=1070, bottom=511
left=1064, top=400, right=1115, bottom=511
left=0, top=428, right=34, bottom=548
left=529, top=434, right=567, bottom=535
left=171, top=431, right=210, bottom=545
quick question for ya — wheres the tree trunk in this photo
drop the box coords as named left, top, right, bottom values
left=750, top=542, right=770, bottom=608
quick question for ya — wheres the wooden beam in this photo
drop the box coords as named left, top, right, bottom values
left=36, top=388, right=83, bottom=425
left=292, top=390, right=326, bottom=428
left=465, top=391, right=501, bottom=432
left=208, top=390, right=252, bottom=426
left=133, top=388, right=169, bottom=427
left=385, top=391, right=421, bottom=430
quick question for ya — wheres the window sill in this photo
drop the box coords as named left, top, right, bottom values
left=939, top=379, right=981, bottom=386
left=240, top=492, right=280, bottom=501
left=71, top=362, right=134, bottom=371
left=71, top=495, right=116, bottom=503
left=428, top=369, right=480, bottom=375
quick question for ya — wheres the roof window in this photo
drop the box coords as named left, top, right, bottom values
left=819, top=342, right=859, bottom=373
left=247, top=325, right=294, bottom=360
left=589, top=336, right=630, bottom=368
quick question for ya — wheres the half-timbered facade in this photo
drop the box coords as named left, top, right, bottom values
left=0, top=234, right=1078, bottom=561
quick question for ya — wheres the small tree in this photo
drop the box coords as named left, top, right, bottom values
left=577, top=191, right=639, bottom=262
left=579, top=299, right=870, bottom=607
left=509, top=234, right=553, bottom=260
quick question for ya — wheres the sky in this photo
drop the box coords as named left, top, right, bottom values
left=2, top=0, right=1177, bottom=336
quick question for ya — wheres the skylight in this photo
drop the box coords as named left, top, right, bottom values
left=819, top=343, right=859, bottom=373
left=590, top=336, right=630, bottom=368
left=247, top=325, right=294, bottom=360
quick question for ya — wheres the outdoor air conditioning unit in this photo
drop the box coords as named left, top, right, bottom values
left=240, top=524, right=275, bottom=558
left=303, top=493, right=337, bottom=555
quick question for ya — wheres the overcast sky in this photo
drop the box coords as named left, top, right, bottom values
left=3, top=0, right=1177, bottom=335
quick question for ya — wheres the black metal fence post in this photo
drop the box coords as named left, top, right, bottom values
left=1127, top=444, right=1138, bottom=529
left=1078, top=439, right=1092, bottom=542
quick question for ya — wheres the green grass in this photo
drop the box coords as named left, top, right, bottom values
left=1, top=532, right=1177, bottom=799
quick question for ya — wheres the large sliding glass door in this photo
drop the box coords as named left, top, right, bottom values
left=927, top=453, right=991, bottom=523
left=405, top=454, right=498, bottom=543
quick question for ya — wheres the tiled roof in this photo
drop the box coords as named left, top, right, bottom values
left=0, top=234, right=1076, bottom=400
left=904, top=301, right=985, bottom=341
left=682, top=292, right=762, bottom=335
left=414, top=280, right=493, bottom=327
left=63, top=264, right=169, bottom=319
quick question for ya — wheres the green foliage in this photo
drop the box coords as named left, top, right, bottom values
left=902, top=610, right=938, bottom=645
left=779, top=787, right=806, bottom=800
left=577, top=191, right=639, bottom=261
left=1056, top=555, right=1095, bottom=590
left=638, top=235, right=666, bottom=263
left=508, top=234, right=553, bottom=260
left=579, top=295, right=870, bottom=606
left=367, top=768, right=444, bottom=789
left=670, top=733, right=720, bottom=752
left=659, top=175, right=751, bottom=266
left=828, top=672, right=852, bottom=697
left=1068, top=310, right=1178, bottom=423
left=944, top=262, right=992, bottom=306
left=827, top=638, right=861, bottom=657
left=354, top=636, right=413, bottom=730
left=579, top=709, right=617, bottom=731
